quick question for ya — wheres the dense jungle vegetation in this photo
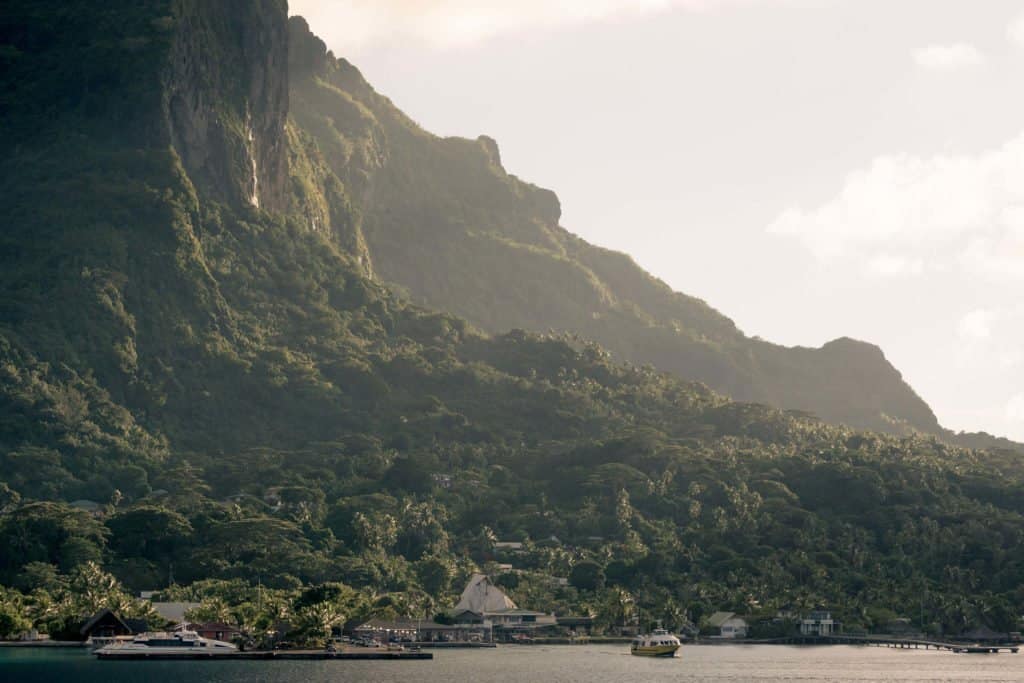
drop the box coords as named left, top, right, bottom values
left=1, top=0, right=1023, bottom=641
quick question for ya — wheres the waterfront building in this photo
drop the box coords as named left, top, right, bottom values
left=80, top=609, right=149, bottom=642
left=555, top=615, right=594, bottom=635
left=193, top=622, right=244, bottom=643
left=800, top=610, right=835, bottom=636
left=706, top=611, right=748, bottom=638
left=353, top=618, right=487, bottom=642
left=450, top=573, right=557, bottom=640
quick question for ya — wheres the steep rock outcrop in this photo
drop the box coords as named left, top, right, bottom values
left=164, top=0, right=289, bottom=211
left=0, top=0, right=290, bottom=212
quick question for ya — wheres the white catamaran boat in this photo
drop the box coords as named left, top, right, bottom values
left=95, top=629, right=238, bottom=658
left=630, top=628, right=682, bottom=657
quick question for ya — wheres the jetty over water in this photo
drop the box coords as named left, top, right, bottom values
left=758, top=634, right=1019, bottom=653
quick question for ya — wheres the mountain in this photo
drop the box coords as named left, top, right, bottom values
left=1, top=0, right=1023, bottom=638
left=286, top=18, right=1014, bottom=450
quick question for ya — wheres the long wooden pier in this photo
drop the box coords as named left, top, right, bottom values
left=770, top=634, right=1019, bottom=653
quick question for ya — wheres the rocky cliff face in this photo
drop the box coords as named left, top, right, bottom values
left=163, top=0, right=289, bottom=212
left=1, top=0, right=290, bottom=215
left=287, top=17, right=388, bottom=205
left=286, top=17, right=1014, bottom=446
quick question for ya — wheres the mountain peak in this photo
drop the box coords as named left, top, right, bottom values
left=821, top=336, right=886, bottom=359
left=477, top=134, right=503, bottom=168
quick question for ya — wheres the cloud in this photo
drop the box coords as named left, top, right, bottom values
left=912, top=43, right=986, bottom=69
left=1009, top=12, right=1024, bottom=46
left=958, top=309, right=996, bottom=341
left=865, top=254, right=924, bottom=278
left=767, top=132, right=1024, bottom=281
left=289, top=0, right=785, bottom=52
left=1000, top=351, right=1024, bottom=369
left=1007, top=394, right=1024, bottom=422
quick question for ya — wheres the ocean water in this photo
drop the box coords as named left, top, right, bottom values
left=1, top=643, right=1022, bottom=682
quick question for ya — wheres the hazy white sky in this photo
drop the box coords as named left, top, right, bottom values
left=292, top=0, right=1024, bottom=441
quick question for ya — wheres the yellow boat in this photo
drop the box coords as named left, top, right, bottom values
left=630, top=628, right=681, bottom=657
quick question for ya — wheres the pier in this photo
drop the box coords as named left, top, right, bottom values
left=742, top=634, right=1019, bottom=653
left=96, top=648, right=433, bottom=660
left=413, top=641, right=496, bottom=648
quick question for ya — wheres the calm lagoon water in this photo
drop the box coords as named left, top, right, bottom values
left=2, top=643, right=1023, bottom=683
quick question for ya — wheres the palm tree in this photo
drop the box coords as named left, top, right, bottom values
left=294, top=602, right=344, bottom=645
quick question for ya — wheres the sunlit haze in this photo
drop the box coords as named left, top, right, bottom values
left=293, top=0, right=1024, bottom=441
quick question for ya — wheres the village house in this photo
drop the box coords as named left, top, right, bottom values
left=492, top=541, right=525, bottom=554
left=555, top=615, right=594, bottom=636
left=79, top=609, right=149, bottom=642
left=706, top=611, right=748, bottom=638
left=775, top=606, right=799, bottom=621
left=800, top=609, right=836, bottom=636
left=449, top=608, right=484, bottom=625
left=430, top=473, right=453, bottom=489
left=193, top=622, right=244, bottom=643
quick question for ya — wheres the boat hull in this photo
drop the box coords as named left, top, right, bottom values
left=95, top=649, right=434, bottom=660
left=94, top=629, right=239, bottom=658
left=96, top=650, right=239, bottom=659
left=630, top=644, right=680, bottom=657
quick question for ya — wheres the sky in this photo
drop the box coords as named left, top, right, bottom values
left=291, top=0, right=1024, bottom=442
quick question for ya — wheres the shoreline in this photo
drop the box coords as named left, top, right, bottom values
left=0, top=641, right=87, bottom=648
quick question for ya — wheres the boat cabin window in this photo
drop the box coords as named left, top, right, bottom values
left=146, top=639, right=195, bottom=647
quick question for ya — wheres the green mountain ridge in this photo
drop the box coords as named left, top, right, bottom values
left=0, top=0, right=1023, bottom=639
left=285, top=17, right=1016, bottom=451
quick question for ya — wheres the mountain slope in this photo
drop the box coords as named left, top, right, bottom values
left=2, top=0, right=1024, bottom=638
left=286, top=18, right=1011, bottom=448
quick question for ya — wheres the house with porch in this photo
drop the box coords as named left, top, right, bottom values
left=800, top=609, right=836, bottom=636
left=706, top=611, right=748, bottom=638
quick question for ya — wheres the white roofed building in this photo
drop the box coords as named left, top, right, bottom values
left=706, top=611, right=748, bottom=638
left=800, top=610, right=835, bottom=636
left=455, top=573, right=518, bottom=613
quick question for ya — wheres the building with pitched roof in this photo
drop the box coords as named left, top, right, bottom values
left=706, top=611, right=748, bottom=638
left=454, top=573, right=518, bottom=613
left=79, top=609, right=149, bottom=642
left=450, top=574, right=556, bottom=640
